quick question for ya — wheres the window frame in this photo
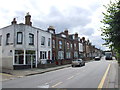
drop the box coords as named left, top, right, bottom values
left=17, top=32, right=23, bottom=44
left=48, top=38, right=50, bottom=46
left=6, top=33, right=10, bottom=45
left=41, top=36, right=45, bottom=46
left=0, top=35, right=2, bottom=46
left=53, top=39, right=55, bottom=48
left=29, top=33, right=34, bottom=45
left=59, top=40, right=62, bottom=49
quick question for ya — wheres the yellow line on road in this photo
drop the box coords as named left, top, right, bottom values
left=0, top=73, right=13, bottom=77
left=51, top=82, right=63, bottom=88
left=67, top=76, right=74, bottom=80
left=98, top=64, right=111, bottom=89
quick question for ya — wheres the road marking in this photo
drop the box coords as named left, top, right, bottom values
left=0, top=73, right=13, bottom=77
left=98, top=64, right=111, bottom=89
left=67, top=76, right=74, bottom=80
left=51, top=82, right=62, bottom=88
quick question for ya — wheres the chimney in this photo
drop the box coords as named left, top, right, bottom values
left=75, top=33, right=78, bottom=39
left=11, top=18, right=17, bottom=25
left=48, top=26, right=55, bottom=34
left=82, top=37, right=85, bottom=41
left=25, top=12, right=32, bottom=26
left=80, top=39, right=82, bottom=43
left=64, top=29, right=68, bottom=36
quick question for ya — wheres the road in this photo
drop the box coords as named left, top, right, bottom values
left=2, top=57, right=118, bottom=88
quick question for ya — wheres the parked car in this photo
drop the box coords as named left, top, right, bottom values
left=95, top=56, right=101, bottom=61
left=71, top=59, right=85, bottom=67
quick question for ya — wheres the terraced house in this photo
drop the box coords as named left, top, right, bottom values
left=0, top=13, right=102, bottom=70
left=0, top=13, right=52, bottom=69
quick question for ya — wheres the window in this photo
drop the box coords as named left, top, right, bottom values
left=40, top=51, right=46, bottom=59
left=15, top=50, right=24, bottom=64
left=66, top=52, right=71, bottom=59
left=67, top=42, right=70, bottom=49
left=17, top=32, right=23, bottom=44
left=41, top=36, right=45, bottom=45
left=74, top=51, right=78, bottom=58
left=48, top=38, right=50, bottom=46
left=58, top=51, right=64, bottom=59
left=71, top=43, right=72, bottom=49
left=74, top=43, right=76, bottom=50
left=26, top=50, right=36, bottom=65
left=0, top=35, right=2, bottom=46
left=6, top=33, right=10, bottom=45
left=53, top=39, right=55, bottom=48
left=59, top=40, right=62, bottom=49
left=29, top=33, right=34, bottom=45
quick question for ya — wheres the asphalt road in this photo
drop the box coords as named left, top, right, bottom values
left=2, top=57, right=117, bottom=88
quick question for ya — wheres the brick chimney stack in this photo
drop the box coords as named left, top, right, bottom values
left=82, top=37, right=85, bottom=41
left=11, top=18, right=17, bottom=25
left=64, top=29, right=68, bottom=36
left=25, top=12, right=32, bottom=26
left=48, top=26, right=55, bottom=34
left=80, top=39, right=82, bottom=43
left=75, top=33, right=78, bottom=39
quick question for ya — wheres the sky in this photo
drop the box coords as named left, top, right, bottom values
left=0, top=0, right=116, bottom=50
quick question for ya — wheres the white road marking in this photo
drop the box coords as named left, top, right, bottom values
left=51, top=82, right=62, bottom=88
left=67, top=76, right=74, bottom=80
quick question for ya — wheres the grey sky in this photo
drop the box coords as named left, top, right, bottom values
left=0, top=0, right=115, bottom=50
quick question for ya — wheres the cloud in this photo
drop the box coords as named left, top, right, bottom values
left=33, top=6, right=92, bottom=33
left=0, top=0, right=112, bottom=50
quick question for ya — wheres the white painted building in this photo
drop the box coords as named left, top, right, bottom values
left=0, top=13, right=52, bottom=69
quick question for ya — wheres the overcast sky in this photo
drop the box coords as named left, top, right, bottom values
left=0, top=0, right=116, bottom=50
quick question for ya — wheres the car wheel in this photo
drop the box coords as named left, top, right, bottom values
left=83, top=63, right=85, bottom=66
left=72, top=65, right=74, bottom=67
left=79, top=64, right=81, bottom=67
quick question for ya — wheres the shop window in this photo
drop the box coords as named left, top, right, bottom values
left=15, top=50, right=24, bottom=64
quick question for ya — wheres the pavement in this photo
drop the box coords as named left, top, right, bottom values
left=1, top=64, right=71, bottom=81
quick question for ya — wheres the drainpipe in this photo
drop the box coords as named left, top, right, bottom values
left=36, top=30, right=39, bottom=68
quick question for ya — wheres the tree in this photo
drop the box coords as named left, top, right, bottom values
left=101, top=0, right=120, bottom=62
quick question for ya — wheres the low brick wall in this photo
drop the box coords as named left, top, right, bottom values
left=37, top=63, right=57, bottom=69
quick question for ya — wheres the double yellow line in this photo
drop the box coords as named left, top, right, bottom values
left=0, top=73, right=13, bottom=77
left=98, top=64, right=111, bottom=89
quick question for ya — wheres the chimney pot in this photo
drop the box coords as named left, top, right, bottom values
left=64, top=29, right=68, bottom=36
left=11, top=18, right=17, bottom=25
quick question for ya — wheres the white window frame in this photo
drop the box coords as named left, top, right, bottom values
left=41, top=36, right=45, bottom=46
left=17, top=32, right=23, bottom=44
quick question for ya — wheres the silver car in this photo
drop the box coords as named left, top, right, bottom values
left=71, top=59, right=85, bottom=67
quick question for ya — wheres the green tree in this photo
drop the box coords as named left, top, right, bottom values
left=101, top=0, right=120, bottom=62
